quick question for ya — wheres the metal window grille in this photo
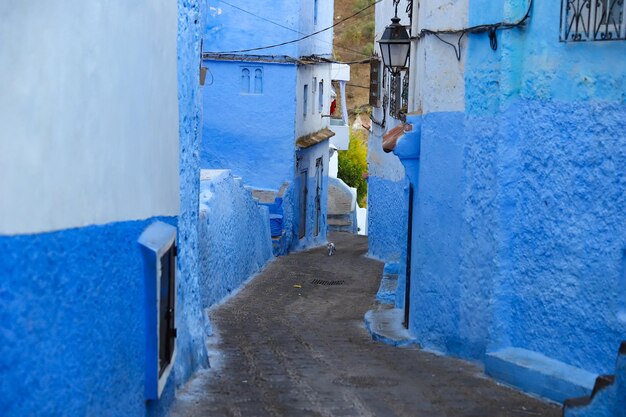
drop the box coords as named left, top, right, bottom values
left=401, top=73, right=409, bottom=114
left=389, top=73, right=400, bottom=118
left=369, top=58, right=381, bottom=107
left=561, top=0, right=626, bottom=42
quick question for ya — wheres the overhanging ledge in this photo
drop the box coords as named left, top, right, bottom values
left=296, top=128, right=335, bottom=149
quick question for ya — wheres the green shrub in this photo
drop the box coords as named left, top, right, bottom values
left=338, top=129, right=368, bottom=207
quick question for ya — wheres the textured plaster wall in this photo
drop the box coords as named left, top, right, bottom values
left=367, top=124, right=409, bottom=262
left=463, top=0, right=626, bottom=374
left=399, top=0, right=626, bottom=378
left=0, top=1, right=205, bottom=416
left=0, top=1, right=180, bottom=235
left=297, top=0, right=334, bottom=57
left=409, top=0, right=468, bottom=113
left=369, top=0, right=410, bottom=263
left=198, top=170, right=273, bottom=309
left=201, top=60, right=296, bottom=191
left=565, top=345, right=626, bottom=417
left=173, top=0, right=207, bottom=394
left=405, top=112, right=473, bottom=355
left=0, top=217, right=175, bottom=417
left=203, top=0, right=300, bottom=56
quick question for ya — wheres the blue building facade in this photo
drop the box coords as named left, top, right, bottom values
left=370, top=0, right=626, bottom=409
left=0, top=1, right=208, bottom=415
left=202, top=0, right=337, bottom=253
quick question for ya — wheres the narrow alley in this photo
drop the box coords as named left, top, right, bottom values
left=170, top=233, right=560, bottom=417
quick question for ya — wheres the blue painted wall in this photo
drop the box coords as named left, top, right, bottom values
left=0, top=218, right=175, bottom=417
left=173, top=0, right=207, bottom=396
left=367, top=126, right=409, bottom=263
left=203, top=0, right=333, bottom=57
left=201, top=60, right=297, bottom=191
left=464, top=0, right=626, bottom=373
left=204, top=0, right=300, bottom=56
left=391, top=0, right=626, bottom=383
left=198, top=170, right=274, bottom=309
left=565, top=344, right=626, bottom=417
left=0, top=1, right=206, bottom=415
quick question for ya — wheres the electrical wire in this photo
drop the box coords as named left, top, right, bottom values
left=205, top=0, right=382, bottom=54
left=418, top=0, right=533, bottom=61
left=217, top=0, right=371, bottom=58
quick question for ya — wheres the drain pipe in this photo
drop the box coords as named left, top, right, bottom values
left=403, top=184, right=413, bottom=329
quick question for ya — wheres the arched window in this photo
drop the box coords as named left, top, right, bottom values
left=254, top=68, right=263, bottom=94
left=318, top=80, right=324, bottom=113
left=241, top=68, right=250, bottom=93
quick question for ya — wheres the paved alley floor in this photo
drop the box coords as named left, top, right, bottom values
left=170, top=233, right=560, bottom=417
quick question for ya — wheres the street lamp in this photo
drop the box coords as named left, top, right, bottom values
left=378, top=12, right=411, bottom=75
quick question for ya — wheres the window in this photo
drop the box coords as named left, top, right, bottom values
left=241, top=68, right=250, bottom=93
left=299, top=170, right=308, bottom=239
left=318, top=80, right=324, bottom=113
left=561, top=0, right=626, bottom=42
left=254, top=68, right=263, bottom=94
left=241, top=67, right=263, bottom=94
left=138, top=221, right=177, bottom=400
left=369, top=57, right=381, bottom=107
left=312, top=77, right=317, bottom=114
left=304, top=84, right=308, bottom=117
left=314, top=0, right=319, bottom=25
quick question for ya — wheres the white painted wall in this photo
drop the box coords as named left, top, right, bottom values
left=409, top=0, right=468, bottom=114
left=0, top=1, right=180, bottom=235
left=296, top=63, right=333, bottom=140
left=298, top=0, right=335, bottom=57
left=329, top=150, right=339, bottom=178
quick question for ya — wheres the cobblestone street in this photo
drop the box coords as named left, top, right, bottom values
left=170, top=233, right=561, bottom=417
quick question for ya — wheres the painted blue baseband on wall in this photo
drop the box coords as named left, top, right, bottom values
left=0, top=217, right=176, bottom=417
left=398, top=101, right=626, bottom=382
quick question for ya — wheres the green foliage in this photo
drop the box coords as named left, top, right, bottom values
left=338, top=129, right=368, bottom=207
left=353, top=0, right=377, bottom=13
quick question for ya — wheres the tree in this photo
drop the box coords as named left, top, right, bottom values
left=338, top=129, right=368, bottom=207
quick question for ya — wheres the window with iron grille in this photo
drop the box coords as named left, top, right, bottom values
left=561, top=0, right=626, bottom=42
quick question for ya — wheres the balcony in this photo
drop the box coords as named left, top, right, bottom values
left=329, top=118, right=349, bottom=150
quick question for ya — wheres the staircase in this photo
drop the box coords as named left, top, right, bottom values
left=563, top=342, right=626, bottom=417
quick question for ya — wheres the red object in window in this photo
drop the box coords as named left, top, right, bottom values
left=330, top=99, right=336, bottom=115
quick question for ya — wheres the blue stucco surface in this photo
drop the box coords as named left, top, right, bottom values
left=198, top=170, right=273, bottom=309
left=203, top=0, right=333, bottom=57
left=0, top=217, right=175, bottom=417
left=173, top=0, right=207, bottom=397
left=201, top=60, right=297, bottom=191
left=204, top=0, right=300, bottom=56
left=367, top=127, right=409, bottom=263
left=565, top=343, right=626, bottom=417
left=380, top=0, right=626, bottom=401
